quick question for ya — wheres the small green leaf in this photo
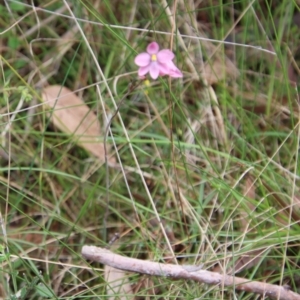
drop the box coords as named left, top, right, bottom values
left=10, top=2, right=25, bottom=12
left=8, top=36, right=20, bottom=50
left=11, top=286, right=28, bottom=300
left=36, top=283, right=55, bottom=298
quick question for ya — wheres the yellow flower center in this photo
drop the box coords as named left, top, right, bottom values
left=151, top=54, right=157, bottom=61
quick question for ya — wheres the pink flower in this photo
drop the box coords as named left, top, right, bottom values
left=134, top=42, right=183, bottom=80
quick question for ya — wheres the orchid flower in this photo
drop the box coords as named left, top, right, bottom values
left=134, top=42, right=183, bottom=80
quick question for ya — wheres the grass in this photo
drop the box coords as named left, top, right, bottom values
left=1, top=0, right=300, bottom=299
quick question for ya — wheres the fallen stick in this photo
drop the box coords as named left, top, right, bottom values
left=82, top=245, right=300, bottom=300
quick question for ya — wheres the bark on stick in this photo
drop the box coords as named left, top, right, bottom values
left=82, top=245, right=300, bottom=300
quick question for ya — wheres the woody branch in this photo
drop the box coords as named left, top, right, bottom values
left=82, top=245, right=300, bottom=300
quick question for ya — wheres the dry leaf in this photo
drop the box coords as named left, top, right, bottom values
left=105, top=265, right=133, bottom=300
left=42, top=85, right=114, bottom=162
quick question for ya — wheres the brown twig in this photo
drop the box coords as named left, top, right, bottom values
left=82, top=245, right=300, bottom=300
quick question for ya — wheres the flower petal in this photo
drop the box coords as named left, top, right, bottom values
left=169, top=67, right=183, bottom=78
left=134, top=53, right=151, bottom=67
left=147, top=42, right=159, bottom=55
left=138, top=65, right=150, bottom=76
left=149, top=62, right=160, bottom=79
left=160, top=61, right=183, bottom=78
left=157, top=49, right=174, bottom=62
left=158, top=62, right=172, bottom=75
